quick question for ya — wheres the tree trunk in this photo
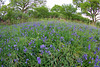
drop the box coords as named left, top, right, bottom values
left=92, top=17, right=95, bottom=25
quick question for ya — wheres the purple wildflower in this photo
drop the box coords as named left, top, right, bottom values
left=57, top=49, right=60, bottom=51
left=83, top=54, right=88, bottom=60
left=33, top=41, right=34, bottom=43
left=45, top=47, right=48, bottom=49
left=77, top=58, right=83, bottom=66
left=1, top=58, right=3, bottom=61
left=50, top=45, right=53, bottom=48
left=40, top=44, right=46, bottom=48
left=47, top=51, right=51, bottom=55
left=45, top=50, right=48, bottom=53
left=14, top=59, right=18, bottom=62
left=92, top=58, right=94, bottom=60
left=1, top=65, right=3, bottom=67
left=94, top=51, right=96, bottom=54
left=8, top=53, right=11, bottom=56
left=29, top=42, right=32, bottom=46
left=14, top=45, right=17, bottom=47
left=0, top=35, right=1, bottom=37
left=52, top=29, right=55, bottom=33
left=89, top=37, right=93, bottom=40
left=25, top=59, right=29, bottom=64
left=98, top=47, right=100, bottom=51
left=88, top=44, right=91, bottom=50
left=71, top=38, right=74, bottom=41
left=99, top=62, right=100, bottom=65
left=89, top=61, right=91, bottom=64
left=53, top=47, right=56, bottom=50
left=60, top=37, right=64, bottom=41
left=94, top=56, right=99, bottom=65
left=37, top=57, right=41, bottom=64
left=23, top=47, right=27, bottom=53
left=62, top=45, right=64, bottom=47
left=26, top=59, right=29, bottom=61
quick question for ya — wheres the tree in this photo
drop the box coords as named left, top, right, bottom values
left=60, top=4, right=77, bottom=19
left=73, top=0, right=100, bottom=24
left=73, top=0, right=84, bottom=8
left=0, top=0, right=4, bottom=8
left=51, top=5, right=61, bottom=12
left=9, top=0, right=46, bottom=13
left=33, top=6, right=49, bottom=18
left=0, top=0, right=5, bottom=21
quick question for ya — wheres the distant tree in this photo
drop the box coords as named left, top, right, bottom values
left=0, top=0, right=5, bottom=21
left=0, top=0, right=4, bottom=7
left=9, top=0, right=46, bottom=13
left=51, top=5, right=61, bottom=12
left=73, top=0, right=83, bottom=8
left=49, top=12, right=60, bottom=18
left=33, top=6, right=49, bottom=18
left=27, top=10, right=34, bottom=17
left=73, top=0, right=100, bottom=24
left=60, top=4, right=77, bottom=19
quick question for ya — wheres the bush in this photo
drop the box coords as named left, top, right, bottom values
left=49, top=12, right=60, bottom=18
left=71, top=14, right=91, bottom=23
left=96, top=22, right=100, bottom=27
left=33, top=6, right=49, bottom=18
left=2, top=10, right=29, bottom=24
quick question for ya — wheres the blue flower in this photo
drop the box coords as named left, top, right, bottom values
left=40, top=44, right=46, bottom=48
left=57, top=49, right=60, bottom=51
left=29, top=42, right=32, bottom=46
left=0, top=35, right=1, bottom=37
left=23, top=47, right=27, bottom=53
left=14, top=45, right=17, bottom=47
left=94, top=51, right=96, bottom=54
left=83, top=54, right=87, bottom=60
left=47, top=51, right=51, bottom=55
left=88, top=44, right=91, bottom=50
left=89, top=37, right=93, bottom=40
left=25, top=59, right=29, bottom=64
left=8, top=53, right=11, bottom=56
left=37, top=57, right=41, bottom=64
left=50, top=45, right=53, bottom=48
left=1, top=65, right=3, bottom=67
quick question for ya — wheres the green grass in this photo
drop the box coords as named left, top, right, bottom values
left=0, top=20, right=100, bottom=67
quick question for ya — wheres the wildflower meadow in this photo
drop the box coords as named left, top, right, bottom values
left=0, top=21, right=100, bottom=67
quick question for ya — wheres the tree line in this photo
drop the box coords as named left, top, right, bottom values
left=0, top=0, right=100, bottom=25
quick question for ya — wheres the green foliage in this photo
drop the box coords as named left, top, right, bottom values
left=27, top=10, right=34, bottom=17
left=60, top=4, right=77, bottom=14
left=0, top=5, right=29, bottom=24
left=58, top=14, right=66, bottom=19
left=73, top=0, right=100, bottom=24
left=33, top=6, right=49, bottom=18
left=9, top=0, right=46, bottom=12
left=0, top=21, right=100, bottom=66
left=51, top=5, right=61, bottom=12
left=49, top=12, right=60, bottom=18
left=96, top=22, right=100, bottom=27
left=0, top=5, right=14, bottom=21
left=60, top=4, right=77, bottom=19
left=73, top=0, right=84, bottom=7
left=71, top=14, right=91, bottom=23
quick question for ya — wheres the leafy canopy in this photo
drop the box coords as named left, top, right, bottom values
left=9, top=0, right=46, bottom=12
left=73, top=0, right=100, bottom=23
left=51, top=5, right=61, bottom=12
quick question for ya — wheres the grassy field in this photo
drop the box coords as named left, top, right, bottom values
left=0, top=20, right=100, bottom=67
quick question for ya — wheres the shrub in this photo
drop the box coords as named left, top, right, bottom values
left=71, top=14, right=91, bottom=23
left=49, top=12, right=60, bottom=18
left=96, top=22, right=100, bottom=27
